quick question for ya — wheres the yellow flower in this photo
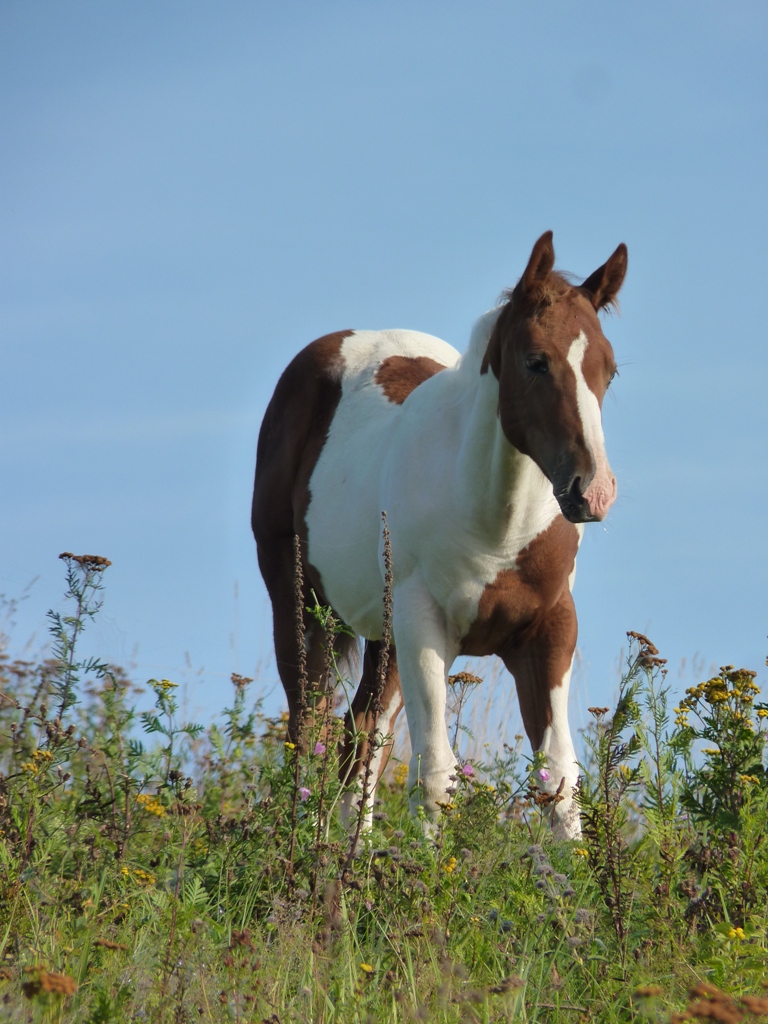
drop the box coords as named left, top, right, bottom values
left=442, top=857, right=458, bottom=874
left=360, top=963, right=374, bottom=974
left=727, top=927, right=746, bottom=940
left=393, top=764, right=409, bottom=787
left=136, top=793, right=166, bottom=817
left=150, top=677, right=178, bottom=694
left=701, top=748, right=720, bottom=756
left=284, top=741, right=296, bottom=750
left=575, top=848, right=589, bottom=858
left=22, top=749, right=55, bottom=775
left=757, top=709, right=768, bottom=719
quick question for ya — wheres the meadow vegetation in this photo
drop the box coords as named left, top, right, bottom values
left=0, top=554, right=767, bottom=1023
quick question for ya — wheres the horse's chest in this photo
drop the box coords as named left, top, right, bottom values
left=458, top=517, right=580, bottom=657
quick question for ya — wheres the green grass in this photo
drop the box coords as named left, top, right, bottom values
left=0, top=555, right=767, bottom=1023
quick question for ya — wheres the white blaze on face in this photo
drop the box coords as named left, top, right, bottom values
left=566, top=332, right=617, bottom=520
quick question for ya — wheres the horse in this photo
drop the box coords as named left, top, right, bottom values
left=252, top=231, right=627, bottom=839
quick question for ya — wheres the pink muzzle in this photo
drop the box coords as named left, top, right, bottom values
left=583, top=467, right=617, bottom=521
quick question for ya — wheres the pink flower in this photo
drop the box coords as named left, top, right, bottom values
left=299, top=787, right=311, bottom=801
left=314, top=742, right=326, bottom=755
left=461, top=764, right=474, bottom=776
left=538, top=769, right=550, bottom=782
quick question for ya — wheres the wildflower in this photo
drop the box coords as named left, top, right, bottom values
left=757, top=709, right=768, bottom=719
left=742, top=997, right=768, bottom=1014
left=360, top=963, right=374, bottom=974
left=574, top=848, right=589, bottom=858
left=313, top=742, right=326, bottom=755
left=22, top=968, right=77, bottom=998
left=284, top=741, right=296, bottom=750
left=727, top=927, right=746, bottom=940
left=538, top=768, right=550, bottom=781
left=588, top=706, right=610, bottom=718
left=461, top=763, right=474, bottom=776
left=150, top=678, right=178, bottom=694
left=442, top=857, right=458, bottom=874
left=702, top=748, right=720, bottom=755
left=299, top=787, right=311, bottom=801
left=393, top=764, right=409, bottom=786
left=449, top=671, right=482, bottom=687
left=58, top=551, right=111, bottom=571
left=136, top=793, right=166, bottom=817
left=93, top=938, right=128, bottom=951
left=634, top=986, right=663, bottom=999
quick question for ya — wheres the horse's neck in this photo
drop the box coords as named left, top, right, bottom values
left=453, top=310, right=557, bottom=543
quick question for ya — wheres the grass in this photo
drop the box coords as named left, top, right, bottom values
left=0, top=553, right=767, bottom=1023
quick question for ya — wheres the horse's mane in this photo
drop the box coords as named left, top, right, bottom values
left=498, top=269, right=578, bottom=312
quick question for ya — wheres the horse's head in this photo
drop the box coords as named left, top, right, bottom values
left=482, top=231, right=627, bottom=524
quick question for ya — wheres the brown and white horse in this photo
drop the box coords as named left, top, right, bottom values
left=252, top=231, right=627, bottom=839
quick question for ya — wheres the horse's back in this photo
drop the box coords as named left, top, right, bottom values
left=253, top=328, right=458, bottom=633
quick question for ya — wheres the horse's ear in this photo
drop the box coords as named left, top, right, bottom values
left=581, top=243, right=628, bottom=311
left=518, top=231, right=556, bottom=299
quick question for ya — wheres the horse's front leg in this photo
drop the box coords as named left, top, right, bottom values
left=504, top=593, right=581, bottom=839
left=392, top=575, right=458, bottom=823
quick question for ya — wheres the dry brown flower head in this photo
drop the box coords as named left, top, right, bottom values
left=59, top=552, right=112, bottom=570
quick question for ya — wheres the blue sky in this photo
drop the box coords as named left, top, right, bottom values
left=1, top=1, right=766, bottom=737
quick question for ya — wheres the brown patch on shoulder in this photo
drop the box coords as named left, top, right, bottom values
left=374, top=355, right=446, bottom=404
left=460, top=517, right=579, bottom=659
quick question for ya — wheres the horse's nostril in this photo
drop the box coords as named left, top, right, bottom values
left=568, top=477, right=583, bottom=503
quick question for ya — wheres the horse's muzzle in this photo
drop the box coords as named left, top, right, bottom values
left=556, top=472, right=616, bottom=523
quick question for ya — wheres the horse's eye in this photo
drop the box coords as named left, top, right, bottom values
left=526, top=354, right=549, bottom=375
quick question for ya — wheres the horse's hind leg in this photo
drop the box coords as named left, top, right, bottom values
left=340, top=640, right=403, bottom=831
left=257, top=536, right=336, bottom=746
